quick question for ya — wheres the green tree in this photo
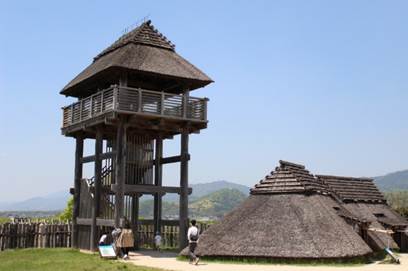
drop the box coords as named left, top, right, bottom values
left=384, top=190, right=408, bottom=218
left=58, top=197, right=73, bottom=221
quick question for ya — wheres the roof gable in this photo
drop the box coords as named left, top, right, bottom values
left=250, top=160, right=328, bottom=195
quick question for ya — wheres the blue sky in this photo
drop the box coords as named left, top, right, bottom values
left=1, top=1, right=407, bottom=201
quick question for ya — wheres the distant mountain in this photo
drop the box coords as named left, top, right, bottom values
left=163, top=180, right=250, bottom=202
left=0, top=181, right=249, bottom=212
left=140, top=188, right=248, bottom=220
left=0, top=190, right=70, bottom=211
left=189, top=188, right=247, bottom=219
left=2, top=170, right=406, bottom=213
left=374, top=170, right=408, bottom=191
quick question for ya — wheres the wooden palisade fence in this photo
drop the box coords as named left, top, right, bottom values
left=0, top=222, right=72, bottom=250
left=0, top=220, right=210, bottom=251
left=137, top=220, right=210, bottom=249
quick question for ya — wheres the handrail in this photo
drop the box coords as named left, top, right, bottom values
left=62, top=86, right=208, bottom=128
left=61, top=87, right=115, bottom=110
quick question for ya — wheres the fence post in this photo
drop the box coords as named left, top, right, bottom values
left=138, top=89, right=142, bottom=112
left=160, top=92, right=164, bottom=115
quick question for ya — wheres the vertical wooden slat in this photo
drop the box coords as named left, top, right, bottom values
left=138, top=89, right=142, bottom=112
left=160, top=92, right=164, bottom=115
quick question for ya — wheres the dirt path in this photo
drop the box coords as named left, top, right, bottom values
left=127, top=251, right=408, bottom=271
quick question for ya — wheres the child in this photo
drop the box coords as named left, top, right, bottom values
left=99, top=232, right=108, bottom=246
left=154, top=232, right=162, bottom=252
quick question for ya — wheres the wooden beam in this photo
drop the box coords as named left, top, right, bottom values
left=77, top=218, right=114, bottom=227
left=111, top=184, right=191, bottom=195
left=81, top=152, right=115, bottom=163
left=96, top=219, right=115, bottom=227
left=72, top=136, right=83, bottom=249
left=179, top=130, right=189, bottom=250
left=90, top=129, right=103, bottom=251
left=77, top=218, right=92, bottom=226
left=157, top=154, right=190, bottom=165
left=154, top=138, right=163, bottom=234
left=139, top=219, right=180, bottom=226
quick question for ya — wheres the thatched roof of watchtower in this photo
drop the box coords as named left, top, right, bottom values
left=61, top=20, right=213, bottom=97
left=191, top=161, right=373, bottom=259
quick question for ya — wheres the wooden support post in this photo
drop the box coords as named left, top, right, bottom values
left=182, top=90, right=190, bottom=119
left=90, top=129, right=103, bottom=251
left=114, top=118, right=126, bottom=227
left=119, top=72, right=128, bottom=87
left=114, top=72, right=129, bottom=228
left=72, top=136, right=84, bottom=249
left=179, top=131, right=189, bottom=250
left=131, top=194, right=140, bottom=249
left=154, top=138, right=163, bottom=234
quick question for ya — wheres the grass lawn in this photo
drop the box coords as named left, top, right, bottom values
left=0, top=248, right=164, bottom=271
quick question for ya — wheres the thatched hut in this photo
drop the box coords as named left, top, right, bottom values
left=187, top=160, right=408, bottom=259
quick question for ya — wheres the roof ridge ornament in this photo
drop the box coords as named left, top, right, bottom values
left=121, top=17, right=150, bottom=35
left=279, top=160, right=306, bottom=169
left=94, top=19, right=175, bottom=61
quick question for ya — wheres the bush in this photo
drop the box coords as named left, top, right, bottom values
left=58, top=197, right=73, bottom=221
left=384, top=190, right=408, bottom=218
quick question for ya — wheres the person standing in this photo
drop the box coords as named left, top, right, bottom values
left=154, top=232, right=162, bottom=252
left=187, top=219, right=200, bottom=265
left=115, top=218, right=134, bottom=260
left=111, top=227, right=122, bottom=256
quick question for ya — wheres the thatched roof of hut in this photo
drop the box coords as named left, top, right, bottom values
left=251, top=160, right=328, bottom=195
left=317, top=175, right=408, bottom=250
left=316, top=175, right=385, bottom=203
left=186, top=160, right=408, bottom=259
left=61, top=20, right=213, bottom=97
left=190, top=161, right=373, bottom=259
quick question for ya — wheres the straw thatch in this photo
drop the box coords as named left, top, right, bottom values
left=61, top=20, right=213, bottom=97
left=317, top=175, right=408, bottom=250
left=251, top=160, right=328, bottom=195
left=192, top=193, right=372, bottom=258
left=316, top=175, right=385, bottom=203
left=185, top=160, right=408, bottom=259
left=187, top=161, right=373, bottom=259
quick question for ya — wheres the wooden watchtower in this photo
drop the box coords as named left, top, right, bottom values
left=60, top=21, right=213, bottom=251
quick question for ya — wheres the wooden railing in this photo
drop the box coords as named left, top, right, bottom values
left=62, top=86, right=208, bottom=128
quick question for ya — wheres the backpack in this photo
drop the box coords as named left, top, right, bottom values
left=189, top=228, right=199, bottom=241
